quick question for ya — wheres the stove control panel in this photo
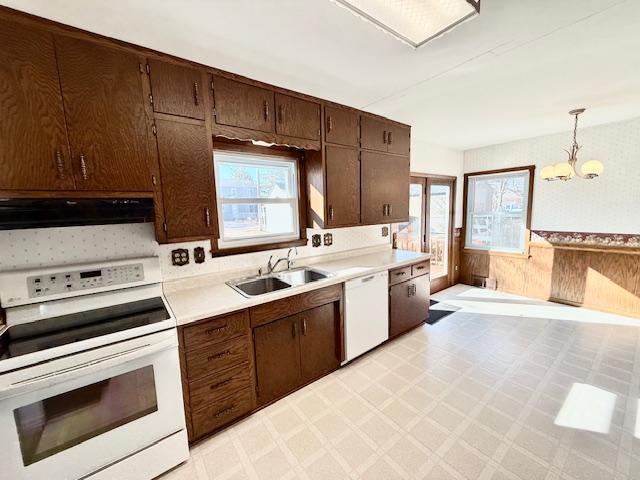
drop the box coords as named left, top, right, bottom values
left=27, top=263, right=144, bottom=298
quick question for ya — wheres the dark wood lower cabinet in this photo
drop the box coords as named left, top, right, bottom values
left=299, top=303, right=340, bottom=382
left=254, top=314, right=302, bottom=406
left=389, top=269, right=430, bottom=338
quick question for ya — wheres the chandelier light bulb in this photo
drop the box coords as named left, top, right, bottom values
left=580, top=160, right=604, bottom=178
left=541, top=165, right=556, bottom=180
left=554, top=162, right=573, bottom=180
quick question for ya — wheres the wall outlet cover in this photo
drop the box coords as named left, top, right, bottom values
left=312, top=234, right=321, bottom=247
left=323, top=233, right=333, bottom=246
left=381, top=226, right=389, bottom=237
left=171, top=248, right=189, bottom=267
left=194, top=246, right=205, bottom=264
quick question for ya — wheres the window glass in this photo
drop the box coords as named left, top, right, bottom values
left=465, top=169, right=530, bottom=252
left=214, top=151, right=300, bottom=247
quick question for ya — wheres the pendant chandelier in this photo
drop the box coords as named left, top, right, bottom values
left=541, top=108, right=604, bottom=181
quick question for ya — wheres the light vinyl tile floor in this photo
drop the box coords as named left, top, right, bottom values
left=163, top=286, right=640, bottom=480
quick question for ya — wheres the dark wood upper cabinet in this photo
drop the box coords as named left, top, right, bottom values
left=360, top=116, right=388, bottom=152
left=55, top=35, right=152, bottom=192
left=154, top=117, right=216, bottom=240
left=147, top=59, right=205, bottom=120
left=361, top=115, right=410, bottom=156
left=386, top=123, right=410, bottom=156
left=0, top=19, right=74, bottom=191
left=389, top=273, right=429, bottom=338
left=275, top=93, right=320, bottom=140
left=361, top=151, right=409, bottom=224
left=324, top=106, right=359, bottom=147
left=254, top=314, right=301, bottom=406
left=325, top=146, right=360, bottom=227
left=298, top=303, right=340, bottom=382
left=212, top=76, right=275, bottom=133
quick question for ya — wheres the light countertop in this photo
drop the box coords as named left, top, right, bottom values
left=163, top=248, right=431, bottom=326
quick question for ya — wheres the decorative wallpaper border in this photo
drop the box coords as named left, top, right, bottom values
left=531, top=230, right=640, bottom=248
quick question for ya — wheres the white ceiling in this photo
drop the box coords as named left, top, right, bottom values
left=3, top=0, right=639, bottom=150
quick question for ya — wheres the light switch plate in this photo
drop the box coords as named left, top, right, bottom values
left=194, top=247, right=205, bottom=264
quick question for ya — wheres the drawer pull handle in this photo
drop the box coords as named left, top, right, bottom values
left=193, top=81, right=200, bottom=105
left=205, top=325, right=228, bottom=335
left=55, top=151, right=66, bottom=179
left=214, top=405, right=235, bottom=419
left=207, top=350, right=231, bottom=361
left=382, top=130, right=387, bottom=144
left=210, top=379, right=232, bottom=390
left=79, top=153, right=88, bottom=180
left=329, top=205, right=334, bottom=220
left=407, top=284, right=417, bottom=297
left=326, top=115, right=333, bottom=133
left=416, top=266, right=425, bottom=270
left=388, top=131, right=392, bottom=145
left=263, top=100, right=269, bottom=120
left=395, top=271, right=406, bottom=276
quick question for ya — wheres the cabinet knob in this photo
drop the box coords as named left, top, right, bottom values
left=55, top=151, right=66, bottom=179
left=388, top=131, right=392, bottom=145
left=79, top=153, right=88, bottom=180
left=329, top=205, right=334, bottom=220
left=388, top=204, right=393, bottom=216
left=263, top=100, right=269, bottom=121
left=302, top=318, right=307, bottom=336
left=205, top=207, right=211, bottom=227
left=326, top=115, right=333, bottom=133
left=193, top=81, right=200, bottom=105
left=382, top=130, right=387, bottom=144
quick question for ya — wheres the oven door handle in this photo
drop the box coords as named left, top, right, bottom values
left=0, top=337, right=176, bottom=400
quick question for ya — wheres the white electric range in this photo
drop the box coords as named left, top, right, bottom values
left=0, top=257, right=188, bottom=480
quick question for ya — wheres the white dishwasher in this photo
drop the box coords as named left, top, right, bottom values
left=344, top=270, right=389, bottom=363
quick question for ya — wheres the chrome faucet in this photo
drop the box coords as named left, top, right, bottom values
left=261, top=247, right=298, bottom=275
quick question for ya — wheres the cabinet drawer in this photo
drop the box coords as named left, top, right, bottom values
left=389, top=265, right=412, bottom=285
left=189, top=363, right=251, bottom=412
left=411, top=261, right=430, bottom=277
left=192, top=387, right=253, bottom=439
left=185, top=335, right=249, bottom=381
left=183, top=310, right=249, bottom=352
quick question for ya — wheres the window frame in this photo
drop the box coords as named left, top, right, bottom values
left=210, top=142, right=307, bottom=257
left=462, top=165, right=535, bottom=256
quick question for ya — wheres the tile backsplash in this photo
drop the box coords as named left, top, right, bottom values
left=0, top=223, right=391, bottom=281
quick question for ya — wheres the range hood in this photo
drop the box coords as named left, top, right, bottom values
left=0, top=198, right=155, bottom=230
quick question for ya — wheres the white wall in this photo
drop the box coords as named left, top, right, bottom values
left=0, top=224, right=391, bottom=281
left=464, top=116, right=640, bottom=234
left=410, top=140, right=464, bottom=228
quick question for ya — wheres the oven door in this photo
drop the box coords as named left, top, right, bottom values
left=0, top=329, right=185, bottom=480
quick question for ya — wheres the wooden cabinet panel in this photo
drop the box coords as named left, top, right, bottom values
left=389, top=265, right=412, bottom=286
left=185, top=335, right=249, bottom=381
left=212, top=76, right=274, bottom=133
left=325, top=146, right=360, bottom=226
left=361, top=152, right=409, bottom=224
left=389, top=274, right=429, bottom=338
left=0, top=19, right=74, bottom=191
left=324, top=106, right=358, bottom=146
left=275, top=93, right=320, bottom=140
left=360, top=115, right=388, bottom=152
left=299, top=303, right=340, bottom=382
left=386, top=124, right=410, bottom=156
left=183, top=310, right=249, bottom=352
left=411, top=261, right=430, bottom=276
left=191, top=387, right=253, bottom=439
left=155, top=117, right=216, bottom=240
left=55, top=35, right=152, bottom=192
left=189, top=363, right=251, bottom=412
left=254, top=314, right=301, bottom=406
left=148, top=59, right=205, bottom=119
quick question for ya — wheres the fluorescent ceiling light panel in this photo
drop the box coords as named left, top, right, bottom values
left=332, top=0, right=480, bottom=48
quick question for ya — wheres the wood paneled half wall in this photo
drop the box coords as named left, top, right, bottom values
left=460, top=231, right=640, bottom=318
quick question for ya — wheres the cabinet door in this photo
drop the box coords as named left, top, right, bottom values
left=324, top=106, right=358, bottom=147
left=385, top=155, right=410, bottom=222
left=0, top=19, right=74, bottom=190
left=55, top=36, right=152, bottom=191
left=299, top=303, right=339, bottom=382
left=275, top=93, right=320, bottom=140
left=387, top=124, right=410, bottom=156
left=325, top=146, right=360, bottom=226
left=155, top=118, right=216, bottom=240
left=389, top=275, right=429, bottom=338
left=254, top=314, right=301, bottom=406
left=212, top=76, right=274, bottom=133
left=361, top=151, right=389, bottom=224
left=360, top=115, right=388, bottom=152
left=148, top=59, right=205, bottom=119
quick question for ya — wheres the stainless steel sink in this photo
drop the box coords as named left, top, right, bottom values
left=227, top=267, right=332, bottom=298
left=276, top=267, right=329, bottom=286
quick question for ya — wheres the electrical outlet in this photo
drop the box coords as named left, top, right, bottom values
left=323, top=233, right=333, bottom=246
left=171, top=248, right=189, bottom=266
left=194, top=247, right=205, bottom=264
left=312, top=234, right=321, bottom=247
left=381, top=226, right=389, bottom=237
